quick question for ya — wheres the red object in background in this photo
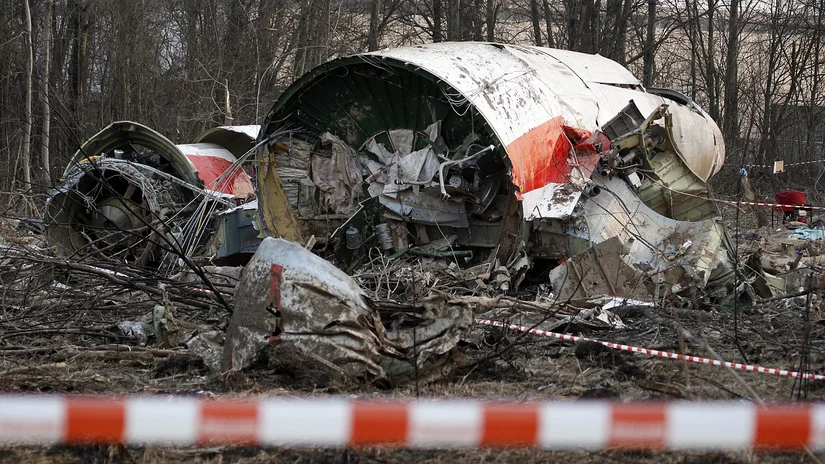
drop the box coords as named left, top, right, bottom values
left=775, top=190, right=806, bottom=212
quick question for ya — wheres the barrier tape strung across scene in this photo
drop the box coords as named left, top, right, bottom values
left=718, top=199, right=825, bottom=211
left=476, top=319, right=825, bottom=381
left=1, top=395, right=825, bottom=450
left=741, top=160, right=825, bottom=169
left=642, top=176, right=824, bottom=211
left=655, top=183, right=825, bottom=212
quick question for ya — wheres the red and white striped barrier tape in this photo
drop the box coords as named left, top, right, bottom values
left=662, top=186, right=825, bottom=212
left=717, top=199, right=825, bottom=211
left=743, top=160, right=825, bottom=169
left=476, top=319, right=825, bottom=381
left=0, top=395, right=824, bottom=450
left=645, top=178, right=822, bottom=212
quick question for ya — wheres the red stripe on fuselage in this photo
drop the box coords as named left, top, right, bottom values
left=505, top=116, right=574, bottom=193
left=185, top=155, right=255, bottom=198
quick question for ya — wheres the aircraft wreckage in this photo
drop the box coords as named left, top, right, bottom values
left=46, top=42, right=733, bottom=298
left=255, top=42, right=734, bottom=300
left=44, top=43, right=737, bottom=380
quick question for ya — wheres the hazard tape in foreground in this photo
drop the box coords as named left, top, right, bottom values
left=0, top=395, right=824, bottom=450
left=476, top=319, right=825, bottom=381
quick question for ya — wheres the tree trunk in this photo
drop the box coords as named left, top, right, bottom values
left=447, top=0, right=460, bottom=41
left=224, top=79, right=233, bottom=126
left=643, top=0, right=656, bottom=86
left=722, top=0, right=740, bottom=151
left=485, top=0, right=495, bottom=41
left=542, top=0, right=555, bottom=48
left=434, top=0, right=443, bottom=41
left=68, top=0, right=90, bottom=115
left=689, top=0, right=697, bottom=100
left=565, top=0, right=579, bottom=50
left=368, top=0, right=381, bottom=51
left=40, top=0, right=52, bottom=186
left=293, top=0, right=311, bottom=76
left=530, top=0, right=543, bottom=46
left=22, top=0, right=33, bottom=189
left=705, top=0, right=719, bottom=121
left=807, top=0, right=823, bottom=158
left=603, top=0, right=628, bottom=63
left=473, top=0, right=483, bottom=40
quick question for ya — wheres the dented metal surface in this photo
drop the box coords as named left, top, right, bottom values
left=223, top=237, right=472, bottom=381
left=569, top=174, right=733, bottom=296
left=36, top=44, right=748, bottom=383
left=45, top=121, right=258, bottom=266
left=255, top=42, right=731, bottom=300
left=224, top=237, right=392, bottom=376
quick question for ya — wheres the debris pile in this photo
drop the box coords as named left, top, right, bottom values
left=7, top=43, right=825, bottom=406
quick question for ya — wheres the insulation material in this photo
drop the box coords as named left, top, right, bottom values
left=365, top=121, right=442, bottom=198
left=271, top=138, right=316, bottom=216
left=312, top=133, right=363, bottom=215
left=321, top=132, right=362, bottom=189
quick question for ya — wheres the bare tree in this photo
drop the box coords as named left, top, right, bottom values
left=434, top=0, right=444, bottom=41
left=486, top=0, right=497, bottom=41
left=447, top=0, right=460, bottom=40
left=541, top=0, right=555, bottom=47
left=40, top=0, right=52, bottom=186
left=21, top=0, right=33, bottom=189
left=67, top=0, right=90, bottom=116
left=369, top=0, right=382, bottom=50
left=722, top=0, right=741, bottom=151
left=643, top=0, right=656, bottom=86
left=530, top=0, right=543, bottom=46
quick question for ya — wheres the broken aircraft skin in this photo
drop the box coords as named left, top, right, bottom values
left=41, top=43, right=738, bottom=382
left=222, top=237, right=473, bottom=383
left=256, top=42, right=733, bottom=297
left=45, top=121, right=261, bottom=267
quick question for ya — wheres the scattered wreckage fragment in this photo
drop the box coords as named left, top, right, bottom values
left=551, top=102, right=735, bottom=300
left=45, top=121, right=261, bottom=268
left=256, top=42, right=733, bottom=299
left=215, top=237, right=472, bottom=383
left=45, top=43, right=734, bottom=301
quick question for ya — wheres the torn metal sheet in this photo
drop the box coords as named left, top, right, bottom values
left=194, top=125, right=261, bottom=159
left=223, top=237, right=393, bottom=376
left=549, top=237, right=649, bottom=301
left=177, top=143, right=255, bottom=198
left=533, top=102, right=736, bottom=299
left=221, top=237, right=472, bottom=382
left=45, top=121, right=260, bottom=267
left=257, top=42, right=726, bottom=277
left=574, top=174, right=734, bottom=295
left=379, top=188, right=469, bottom=228
left=45, top=159, right=196, bottom=265
left=62, top=121, right=254, bottom=199
left=199, top=42, right=738, bottom=305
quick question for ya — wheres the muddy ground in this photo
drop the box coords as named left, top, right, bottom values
left=2, top=200, right=825, bottom=463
